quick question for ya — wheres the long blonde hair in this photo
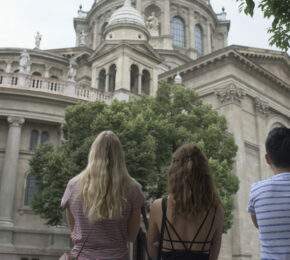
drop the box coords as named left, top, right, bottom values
left=80, top=131, right=138, bottom=222
left=168, top=144, right=220, bottom=217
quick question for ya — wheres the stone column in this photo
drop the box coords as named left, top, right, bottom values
left=138, top=73, right=142, bottom=95
left=44, top=65, right=51, bottom=78
left=254, top=97, right=270, bottom=180
left=6, top=61, right=12, bottom=73
left=206, top=22, right=212, bottom=54
left=162, top=0, right=172, bottom=49
left=188, top=11, right=195, bottom=49
left=105, top=72, right=109, bottom=92
left=0, top=116, right=25, bottom=227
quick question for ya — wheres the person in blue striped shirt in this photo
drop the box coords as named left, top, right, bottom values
left=247, top=127, right=290, bottom=260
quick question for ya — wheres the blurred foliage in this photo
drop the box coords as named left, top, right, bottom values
left=30, top=82, right=239, bottom=232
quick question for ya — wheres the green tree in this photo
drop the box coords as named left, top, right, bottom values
left=30, top=82, right=239, bottom=232
left=234, top=0, right=290, bottom=51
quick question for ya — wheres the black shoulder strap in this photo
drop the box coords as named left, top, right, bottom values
left=202, top=207, right=217, bottom=251
left=157, top=197, right=168, bottom=260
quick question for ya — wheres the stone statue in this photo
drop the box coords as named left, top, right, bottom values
left=79, top=30, right=87, bottom=46
left=34, top=32, right=42, bottom=49
left=68, top=59, right=77, bottom=81
left=19, top=50, right=31, bottom=73
left=78, top=5, right=87, bottom=18
left=146, top=12, right=160, bottom=37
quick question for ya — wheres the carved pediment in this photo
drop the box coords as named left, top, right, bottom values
left=237, top=48, right=290, bottom=85
left=89, top=41, right=162, bottom=63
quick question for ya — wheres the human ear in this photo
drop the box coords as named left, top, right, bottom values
left=265, top=154, right=271, bottom=165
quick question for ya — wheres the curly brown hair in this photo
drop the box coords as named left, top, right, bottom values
left=168, top=144, right=220, bottom=217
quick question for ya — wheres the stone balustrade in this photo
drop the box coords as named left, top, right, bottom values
left=0, top=72, right=112, bottom=103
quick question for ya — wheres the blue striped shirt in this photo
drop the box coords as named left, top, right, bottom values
left=247, top=172, right=290, bottom=260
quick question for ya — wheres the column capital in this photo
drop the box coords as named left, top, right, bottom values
left=7, top=116, right=25, bottom=127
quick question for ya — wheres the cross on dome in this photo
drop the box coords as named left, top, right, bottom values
left=124, top=0, right=131, bottom=7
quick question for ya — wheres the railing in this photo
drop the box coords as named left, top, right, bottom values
left=0, top=72, right=112, bottom=103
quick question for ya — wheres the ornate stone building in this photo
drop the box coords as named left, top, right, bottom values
left=0, top=0, right=289, bottom=259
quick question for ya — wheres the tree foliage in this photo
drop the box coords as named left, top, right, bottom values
left=234, top=0, right=290, bottom=51
left=30, top=82, right=239, bottom=232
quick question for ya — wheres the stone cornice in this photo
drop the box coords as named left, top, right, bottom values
left=159, top=45, right=290, bottom=92
left=0, top=48, right=69, bottom=65
left=156, top=49, right=193, bottom=63
left=231, top=45, right=289, bottom=62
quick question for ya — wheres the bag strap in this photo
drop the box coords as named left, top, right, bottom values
left=157, top=197, right=168, bottom=260
left=75, top=227, right=92, bottom=259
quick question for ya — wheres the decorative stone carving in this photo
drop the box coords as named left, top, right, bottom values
left=7, top=116, right=25, bottom=127
left=79, top=30, right=87, bottom=46
left=78, top=5, right=87, bottom=18
left=254, top=97, right=269, bottom=116
left=215, top=84, right=245, bottom=104
left=68, top=59, right=77, bottom=82
left=34, top=31, right=42, bottom=49
left=19, top=50, right=30, bottom=74
left=146, top=12, right=160, bottom=37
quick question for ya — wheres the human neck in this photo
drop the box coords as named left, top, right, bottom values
left=273, top=167, right=290, bottom=175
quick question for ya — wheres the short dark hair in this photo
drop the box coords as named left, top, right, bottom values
left=265, top=127, right=290, bottom=169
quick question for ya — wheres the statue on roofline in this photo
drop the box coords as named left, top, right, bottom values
left=19, top=50, right=30, bottom=74
left=34, top=32, right=42, bottom=49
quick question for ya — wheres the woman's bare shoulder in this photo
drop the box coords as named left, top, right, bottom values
left=214, top=204, right=224, bottom=224
left=150, top=198, right=163, bottom=216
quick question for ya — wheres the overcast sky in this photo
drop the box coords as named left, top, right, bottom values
left=0, top=0, right=281, bottom=52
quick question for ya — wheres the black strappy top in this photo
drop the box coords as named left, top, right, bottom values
left=158, top=197, right=216, bottom=260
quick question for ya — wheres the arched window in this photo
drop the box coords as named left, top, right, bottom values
left=271, top=123, right=285, bottom=130
left=195, top=24, right=204, bottom=54
left=11, top=70, right=18, bottom=85
left=32, top=72, right=42, bottom=77
left=30, top=130, right=38, bottom=150
left=41, top=131, right=49, bottom=145
left=108, top=64, right=116, bottom=92
left=141, top=70, right=150, bottom=95
left=24, top=173, right=39, bottom=206
left=0, top=70, right=3, bottom=85
left=130, top=65, right=139, bottom=95
left=98, top=69, right=106, bottom=91
left=101, top=22, right=108, bottom=43
left=49, top=76, right=58, bottom=91
left=172, top=16, right=185, bottom=47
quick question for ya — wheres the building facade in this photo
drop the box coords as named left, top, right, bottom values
left=0, top=0, right=289, bottom=259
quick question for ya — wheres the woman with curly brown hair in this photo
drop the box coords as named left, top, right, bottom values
left=147, top=144, right=224, bottom=260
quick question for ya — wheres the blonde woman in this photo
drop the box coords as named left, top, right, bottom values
left=61, top=131, right=145, bottom=259
left=147, top=144, right=224, bottom=260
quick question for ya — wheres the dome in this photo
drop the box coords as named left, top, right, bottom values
left=108, top=0, right=146, bottom=28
